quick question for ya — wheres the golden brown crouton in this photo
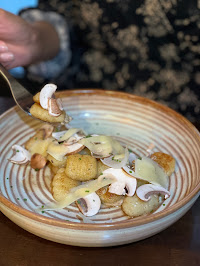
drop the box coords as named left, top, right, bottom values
left=96, top=186, right=124, bottom=207
left=150, top=152, right=175, bottom=176
left=65, top=154, right=97, bottom=181
left=51, top=168, right=80, bottom=201
left=30, top=103, right=66, bottom=123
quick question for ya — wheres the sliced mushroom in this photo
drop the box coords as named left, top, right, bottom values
left=136, top=184, right=170, bottom=202
left=100, top=147, right=129, bottom=169
left=10, top=145, right=31, bottom=164
left=103, top=168, right=137, bottom=196
left=39, top=124, right=54, bottom=139
left=48, top=98, right=63, bottom=117
left=30, top=153, right=47, bottom=170
left=39, top=84, right=57, bottom=110
left=76, top=192, right=101, bottom=217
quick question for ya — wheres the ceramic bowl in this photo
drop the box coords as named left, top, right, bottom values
left=0, top=89, right=199, bottom=247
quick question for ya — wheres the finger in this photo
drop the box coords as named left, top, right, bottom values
left=0, top=41, right=8, bottom=52
left=0, top=52, right=14, bottom=62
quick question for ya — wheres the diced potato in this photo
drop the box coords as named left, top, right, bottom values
left=96, top=185, right=124, bottom=207
left=47, top=154, right=67, bottom=168
left=30, top=103, right=66, bottom=123
left=51, top=168, right=80, bottom=201
left=122, top=194, right=161, bottom=217
left=65, top=154, right=97, bottom=181
left=151, top=152, right=175, bottom=176
left=96, top=160, right=110, bottom=177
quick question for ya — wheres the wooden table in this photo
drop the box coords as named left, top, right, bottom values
left=0, top=96, right=199, bottom=266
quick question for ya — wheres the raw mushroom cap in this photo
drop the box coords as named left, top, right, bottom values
left=76, top=192, right=101, bottom=216
left=103, top=168, right=137, bottom=196
left=40, top=84, right=57, bottom=110
left=136, top=183, right=170, bottom=202
left=10, top=145, right=31, bottom=164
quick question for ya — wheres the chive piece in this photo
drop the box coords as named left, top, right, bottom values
left=79, top=158, right=81, bottom=160
left=23, top=198, right=27, bottom=201
left=41, top=211, right=45, bottom=213
left=35, top=168, right=39, bottom=171
left=85, top=190, right=90, bottom=193
left=17, top=198, right=20, bottom=200
left=128, top=149, right=132, bottom=153
left=34, top=137, right=37, bottom=140
left=93, top=200, right=95, bottom=202
left=163, top=204, right=165, bottom=206
left=129, top=171, right=132, bottom=173
left=16, top=150, right=19, bottom=152
left=77, top=200, right=81, bottom=204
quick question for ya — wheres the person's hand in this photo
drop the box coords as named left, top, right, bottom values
left=0, top=9, right=60, bottom=69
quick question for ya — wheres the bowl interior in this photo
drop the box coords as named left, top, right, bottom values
left=0, top=89, right=199, bottom=228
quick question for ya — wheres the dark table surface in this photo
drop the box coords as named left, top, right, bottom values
left=0, top=96, right=199, bottom=266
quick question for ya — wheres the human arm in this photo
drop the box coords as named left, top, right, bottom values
left=0, top=8, right=60, bottom=69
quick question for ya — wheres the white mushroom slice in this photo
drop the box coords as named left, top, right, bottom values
left=56, top=98, right=64, bottom=111
left=10, top=145, right=31, bottom=164
left=40, top=124, right=54, bottom=139
left=76, top=192, right=101, bottom=217
left=100, top=147, right=129, bottom=169
left=48, top=98, right=63, bottom=117
left=136, top=184, right=170, bottom=202
left=40, top=84, right=57, bottom=110
left=103, top=168, right=137, bottom=196
left=129, top=152, right=137, bottom=166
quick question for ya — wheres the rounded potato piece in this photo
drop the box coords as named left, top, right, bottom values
left=25, top=129, right=45, bottom=151
left=65, top=154, right=97, bottom=181
left=150, top=152, right=175, bottom=176
left=47, top=154, right=67, bottom=168
left=51, top=168, right=80, bottom=201
left=96, top=160, right=110, bottom=177
left=122, top=194, right=161, bottom=217
left=96, top=186, right=124, bottom=207
left=30, top=103, right=66, bottom=123
left=33, top=92, right=40, bottom=104
left=48, top=163, right=60, bottom=175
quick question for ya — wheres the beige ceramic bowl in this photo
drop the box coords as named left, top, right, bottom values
left=0, top=90, right=199, bottom=247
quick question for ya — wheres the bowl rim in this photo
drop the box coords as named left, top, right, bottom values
left=0, top=89, right=200, bottom=231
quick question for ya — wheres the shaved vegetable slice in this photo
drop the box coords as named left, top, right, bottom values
left=135, top=157, right=169, bottom=189
left=37, top=174, right=116, bottom=211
